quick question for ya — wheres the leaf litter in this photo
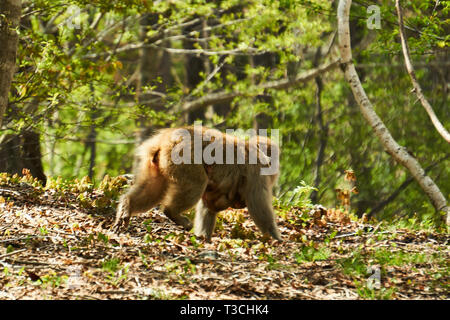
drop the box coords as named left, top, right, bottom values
left=0, top=173, right=448, bottom=300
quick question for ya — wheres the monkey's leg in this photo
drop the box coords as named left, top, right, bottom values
left=246, top=176, right=282, bottom=241
left=161, top=177, right=207, bottom=230
left=112, top=181, right=164, bottom=232
left=193, top=200, right=218, bottom=241
left=226, top=172, right=242, bottom=202
left=247, top=205, right=282, bottom=241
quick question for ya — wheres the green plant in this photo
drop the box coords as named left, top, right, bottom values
left=337, top=250, right=367, bottom=277
left=294, top=245, right=331, bottom=263
left=355, top=280, right=396, bottom=300
left=39, top=272, right=67, bottom=288
left=102, top=258, right=121, bottom=274
left=97, top=232, right=109, bottom=245
left=102, top=258, right=129, bottom=286
left=277, top=181, right=317, bottom=209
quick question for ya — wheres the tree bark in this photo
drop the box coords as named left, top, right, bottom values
left=183, top=18, right=207, bottom=124
left=0, top=131, right=46, bottom=184
left=337, top=0, right=450, bottom=224
left=311, top=48, right=329, bottom=203
left=0, top=0, right=21, bottom=127
left=310, top=75, right=328, bottom=203
left=395, top=0, right=450, bottom=143
left=0, top=98, right=46, bottom=184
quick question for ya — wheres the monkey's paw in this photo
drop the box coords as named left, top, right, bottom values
left=180, top=217, right=193, bottom=231
left=111, top=216, right=130, bottom=233
left=112, top=197, right=131, bottom=233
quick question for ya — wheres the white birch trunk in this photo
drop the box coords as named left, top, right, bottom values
left=337, top=0, right=450, bottom=225
left=395, top=0, right=450, bottom=143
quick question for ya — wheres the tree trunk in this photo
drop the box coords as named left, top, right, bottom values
left=337, top=0, right=450, bottom=224
left=183, top=18, right=208, bottom=124
left=0, top=98, right=46, bottom=184
left=135, top=13, right=172, bottom=143
left=310, top=48, right=329, bottom=203
left=87, top=107, right=98, bottom=180
left=310, top=75, right=328, bottom=203
left=0, top=0, right=21, bottom=127
left=0, top=131, right=46, bottom=184
left=395, top=0, right=450, bottom=144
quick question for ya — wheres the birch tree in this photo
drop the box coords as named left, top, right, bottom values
left=395, top=0, right=450, bottom=144
left=337, top=0, right=450, bottom=224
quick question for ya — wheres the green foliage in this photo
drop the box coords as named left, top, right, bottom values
left=102, top=257, right=121, bottom=274
left=355, top=281, right=396, bottom=300
left=276, top=181, right=317, bottom=208
left=294, top=244, right=331, bottom=263
left=1, top=0, right=448, bottom=224
left=38, top=272, right=68, bottom=288
left=337, top=250, right=368, bottom=277
left=101, top=257, right=129, bottom=286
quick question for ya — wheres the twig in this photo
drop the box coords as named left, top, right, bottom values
left=2, top=258, right=61, bottom=266
left=180, top=58, right=340, bottom=114
left=0, top=248, right=27, bottom=259
left=0, top=235, right=50, bottom=243
left=0, top=188, right=21, bottom=196
left=395, top=0, right=450, bottom=143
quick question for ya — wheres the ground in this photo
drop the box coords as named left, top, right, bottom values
left=0, top=173, right=448, bottom=300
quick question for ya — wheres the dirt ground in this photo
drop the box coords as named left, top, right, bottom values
left=0, top=182, right=448, bottom=300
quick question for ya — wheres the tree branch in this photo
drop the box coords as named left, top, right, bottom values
left=337, top=0, right=450, bottom=224
left=395, top=0, right=450, bottom=143
left=369, top=154, right=450, bottom=218
left=180, top=57, right=341, bottom=115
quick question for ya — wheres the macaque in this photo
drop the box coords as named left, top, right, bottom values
left=207, top=135, right=279, bottom=211
left=112, top=126, right=281, bottom=241
left=194, top=134, right=280, bottom=240
left=201, top=164, right=246, bottom=212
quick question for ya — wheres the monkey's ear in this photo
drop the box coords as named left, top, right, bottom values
left=145, top=149, right=160, bottom=177
left=151, top=149, right=160, bottom=164
left=146, top=159, right=159, bottom=177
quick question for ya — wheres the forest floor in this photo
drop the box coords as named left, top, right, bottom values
left=0, top=173, right=448, bottom=300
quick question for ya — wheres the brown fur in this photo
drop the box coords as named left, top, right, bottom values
left=112, top=126, right=281, bottom=241
left=202, top=135, right=279, bottom=212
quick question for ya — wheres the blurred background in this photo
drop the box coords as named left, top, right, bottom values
left=0, top=0, right=448, bottom=221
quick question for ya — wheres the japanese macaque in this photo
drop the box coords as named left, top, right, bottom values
left=112, top=126, right=281, bottom=241
left=195, top=135, right=280, bottom=240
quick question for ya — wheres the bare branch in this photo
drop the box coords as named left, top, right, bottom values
left=395, top=0, right=450, bottom=143
left=355, top=61, right=450, bottom=69
left=337, top=0, right=450, bottom=224
left=83, top=18, right=253, bottom=59
left=179, top=58, right=341, bottom=114
left=150, top=45, right=266, bottom=56
left=370, top=154, right=450, bottom=218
